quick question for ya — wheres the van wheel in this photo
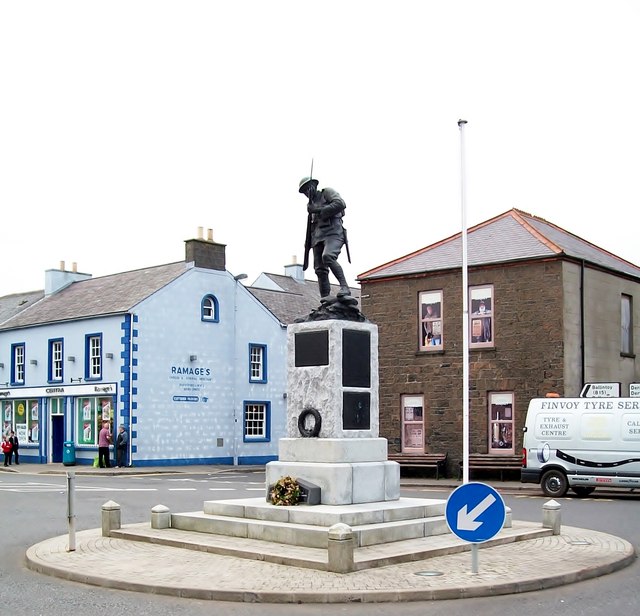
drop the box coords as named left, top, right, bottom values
left=541, top=470, right=568, bottom=497
left=571, top=486, right=595, bottom=497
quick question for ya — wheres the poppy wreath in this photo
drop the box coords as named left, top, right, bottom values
left=270, top=475, right=301, bottom=506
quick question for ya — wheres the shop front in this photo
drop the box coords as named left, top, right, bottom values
left=0, top=383, right=118, bottom=464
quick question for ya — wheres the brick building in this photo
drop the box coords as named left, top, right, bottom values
left=358, top=209, right=640, bottom=476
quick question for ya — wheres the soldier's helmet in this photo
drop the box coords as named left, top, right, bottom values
left=298, top=176, right=319, bottom=194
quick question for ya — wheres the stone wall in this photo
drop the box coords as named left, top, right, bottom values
left=360, top=259, right=565, bottom=473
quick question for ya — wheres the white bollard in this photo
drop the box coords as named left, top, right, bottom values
left=542, top=499, right=561, bottom=535
left=101, top=500, right=121, bottom=537
left=151, top=504, right=171, bottom=529
left=328, top=523, right=355, bottom=573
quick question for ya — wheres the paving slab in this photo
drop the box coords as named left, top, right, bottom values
left=25, top=524, right=635, bottom=603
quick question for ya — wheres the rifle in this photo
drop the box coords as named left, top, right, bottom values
left=302, top=158, right=314, bottom=271
left=303, top=210, right=312, bottom=271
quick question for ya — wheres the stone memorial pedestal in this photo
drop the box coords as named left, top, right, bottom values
left=266, top=320, right=400, bottom=505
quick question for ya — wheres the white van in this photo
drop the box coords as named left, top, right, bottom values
left=521, top=397, right=640, bottom=497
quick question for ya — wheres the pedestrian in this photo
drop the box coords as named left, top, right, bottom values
left=1, top=435, right=11, bottom=467
left=8, top=430, right=19, bottom=465
left=98, top=421, right=112, bottom=468
left=299, top=176, right=351, bottom=300
left=115, top=425, right=128, bottom=468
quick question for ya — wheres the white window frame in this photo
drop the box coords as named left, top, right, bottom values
left=488, top=392, right=515, bottom=454
left=401, top=394, right=425, bottom=452
left=50, top=339, right=63, bottom=382
left=470, top=285, right=494, bottom=348
left=201, top=295, right=219, bottom=322
left=12, top=344, right=25, bottom=384
left=243, top=401, right=270, bottom=442
left=87, top=335, right=102, bottom=380
left=249, top=344, right=267, bottom=383
left=418, top=291, right=443, bottom=351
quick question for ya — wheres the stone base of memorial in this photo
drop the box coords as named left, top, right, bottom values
left=266, top=319, right=400, bottom=506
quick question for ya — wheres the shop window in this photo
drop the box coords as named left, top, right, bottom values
left=2, top=399, right=39, bottom=444
left=243, top=401, right=270, bottom=442
left=621, top=294, right=633, bottom=355
left=11, top=343, right=25, bottom=385
left=85, top=334, right=102, bottom=380
left=488, top=392, right=514, bottom=453
left=419, top=291, right=443, bottom=351
left=49, top=339, right=63, bottom=382
left=249, top=344, right=267, bottom=383
left=401, top=394, right=424, bottom=452
left=76, top=396, right=114, bottom=446
left=201, top=294, right=219, bottom=322
left=470, top=285, right=494, bottom=348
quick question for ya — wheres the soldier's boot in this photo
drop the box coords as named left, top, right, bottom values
left=329, top=262, right=351, bottom=298
left=318, top=274, right=332, bottom=300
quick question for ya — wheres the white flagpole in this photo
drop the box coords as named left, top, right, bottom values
left=458, top=119, right=470, bottom=485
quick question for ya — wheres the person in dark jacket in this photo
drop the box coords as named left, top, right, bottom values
left=8, top=431, right=19, bottom=465
left=299, top=176, right=351, bottom=300
left=115, top=425, right=128, bottom=468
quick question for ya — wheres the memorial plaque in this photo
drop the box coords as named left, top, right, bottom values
left=342, top=329, right=371, bottom=387
left=342, top=392, right=371, bottom=430
left=294, top=330, right=329, bottom=367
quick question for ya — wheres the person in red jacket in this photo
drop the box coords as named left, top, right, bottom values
left=2, top=435, right=12, bottom=467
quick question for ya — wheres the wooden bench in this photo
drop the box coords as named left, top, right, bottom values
left=458, top=454, right=522, bottom=481
left=388, top=452, right=448, bottom=480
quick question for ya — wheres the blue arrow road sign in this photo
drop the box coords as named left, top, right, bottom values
left=445, top=482, right=506, bottom=543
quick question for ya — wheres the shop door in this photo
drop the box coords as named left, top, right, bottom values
left=51, top=415, right=64, bottom=463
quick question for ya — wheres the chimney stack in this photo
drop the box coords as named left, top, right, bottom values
left=284, top=255, right=304, bottom=281
left=185, top=227, right=226, bottom=271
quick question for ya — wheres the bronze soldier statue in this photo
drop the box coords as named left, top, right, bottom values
left=299, top=176, right=351, bottom=300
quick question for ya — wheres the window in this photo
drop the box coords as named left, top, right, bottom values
left=243, top=401, right=270, bottom=442
left=2, top=399, right=39, bottom=444
left=50, top=397, right=64, bottom=415
left=401, top=395, right=424, bottom=452
left=85, top=334, right=102, bottom=380
left=419, top=291, right=443, bottom=350
left=11, top=344, right=25, bottom=385
left=49, top=339, right=63, bottom=382
left=470, top=285, right=494, bottom=348
left=249, top=344, right=267, bottom=383
left=201, top=294, right=219, bottom=322
left=622, top=294, right=633, bottom=355
left=76, top=396, right=113, bottom=445
left=488, top=392, right=514, bottom=453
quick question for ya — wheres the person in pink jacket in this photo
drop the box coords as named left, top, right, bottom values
left=98, top=421, right=112, bottom=468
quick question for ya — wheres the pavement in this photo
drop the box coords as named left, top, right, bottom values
left=4, top=463, right=637, bottom=603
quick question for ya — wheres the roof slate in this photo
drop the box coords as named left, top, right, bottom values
left=359, top=209, right=640, bottom=280
left=248, top=273, right=361, bottom=325
left=0, top=262, right=187, bottom=330
left=0, top=291, right=45, bottom=326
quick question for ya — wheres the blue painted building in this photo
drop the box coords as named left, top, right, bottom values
left=0, top=232, right=351, bottom=466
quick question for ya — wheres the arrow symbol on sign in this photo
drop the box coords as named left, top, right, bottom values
left=457, top=494, right=496, bottom=531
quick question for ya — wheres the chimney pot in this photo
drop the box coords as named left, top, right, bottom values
left=72, top=262, right=77, bottom=273
left=59, top=261, right=65, bottom=271
left=207, top=228, right=213, bottom=242
left=197, top=226, right=204, bottom=239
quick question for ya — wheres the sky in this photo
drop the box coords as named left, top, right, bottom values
left=1, top=1, right=639, bottom=297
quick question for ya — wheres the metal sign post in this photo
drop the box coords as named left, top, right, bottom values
left=66, top=470, right=76, bottom=552
left=458, top=119, right=470, bottom=484
left=445, top=482, right=506, bottom=574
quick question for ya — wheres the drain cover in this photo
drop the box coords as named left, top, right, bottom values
left=414, top=570, right=444, bottom=577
